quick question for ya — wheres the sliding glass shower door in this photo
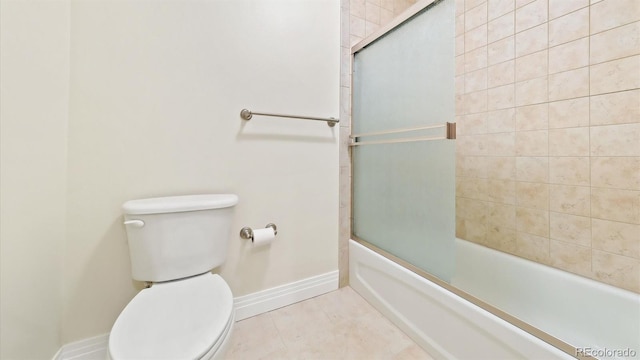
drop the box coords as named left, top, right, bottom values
left=351, top=0, right=455, bottom=282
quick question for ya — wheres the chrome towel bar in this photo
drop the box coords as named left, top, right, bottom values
left=240, top=109, right=339, bottom=127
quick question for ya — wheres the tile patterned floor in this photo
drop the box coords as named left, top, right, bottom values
left=224, top=286, right=434, bottom=360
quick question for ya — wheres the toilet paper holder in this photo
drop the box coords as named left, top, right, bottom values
left=240, top=223, right=277, bottom=241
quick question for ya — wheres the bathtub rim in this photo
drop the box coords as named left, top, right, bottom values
left=350, top=235, right=592, bottom=360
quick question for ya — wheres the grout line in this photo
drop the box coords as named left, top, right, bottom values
left=546, top=0, right=551, bottom=261
left=461, top=153, right=640, bottom=158
left=548, top=3, right=589, bottom=22
left=589, top=53, right=640, bottom=68
left=587, top=0, right=594, bottom=274
left=464, top=0, right=487, bottom=14
left=589, top=18, right=640, bottom=37
left=460, top=86, right=640, bottom=112
left=590, top=87, right=640, bottom=98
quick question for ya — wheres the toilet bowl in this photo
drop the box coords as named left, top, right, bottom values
left=108, top=194, right=238, bottom=360
left=108, top=273, right=234, bottom=360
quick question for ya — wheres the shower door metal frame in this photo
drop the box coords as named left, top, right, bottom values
left=348, top=0, right=585, bottom=358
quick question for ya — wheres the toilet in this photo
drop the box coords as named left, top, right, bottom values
left=108, top=194, right=239, bottom=360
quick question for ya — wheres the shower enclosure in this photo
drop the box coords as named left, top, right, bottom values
left=348, top=0, right=640, bottom=359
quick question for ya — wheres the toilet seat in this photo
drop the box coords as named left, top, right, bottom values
left=108, top=273, right=234, bottom=360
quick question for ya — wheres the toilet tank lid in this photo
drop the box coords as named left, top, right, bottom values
left=123, top=194, right=238, bottom=215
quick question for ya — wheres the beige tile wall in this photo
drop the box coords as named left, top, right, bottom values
left=339, top=0, right=417, bottom=286
left=456, top=0, right=640, bottom=292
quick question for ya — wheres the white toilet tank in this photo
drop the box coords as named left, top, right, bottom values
left=122, top=194, right=238, bottom=282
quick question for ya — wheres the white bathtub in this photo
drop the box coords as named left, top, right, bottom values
left=349, top=239, right=640, bottom=359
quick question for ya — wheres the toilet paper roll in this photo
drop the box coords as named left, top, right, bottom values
left=252, top=227, right=275, bottom=247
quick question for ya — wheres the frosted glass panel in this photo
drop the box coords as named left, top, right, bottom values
left=352, top=0, right=455, bottom=281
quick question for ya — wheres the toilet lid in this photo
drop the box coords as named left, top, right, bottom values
left=109, top=273, right=233, bottom=360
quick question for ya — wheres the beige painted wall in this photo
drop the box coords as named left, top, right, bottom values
left=0, top=0, right=70, bottom=357
left=61, top=0, right=339, bottom=344
left=62, top=0, right=339, bottom=343
left=2, top=0, right=339, bottom=352
left=454, top=0, right=639, bottom=293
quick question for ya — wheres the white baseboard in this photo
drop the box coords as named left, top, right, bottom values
left=53, top=333, right=109, bottom=360
left=234, top=270, right=339, bottom=321
left=54, top=270, right=339, bottom=359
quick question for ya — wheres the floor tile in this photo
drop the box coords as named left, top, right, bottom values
left=225, top=312, right=287, bottom=359
left=224, top=287, right=434, bottom=360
